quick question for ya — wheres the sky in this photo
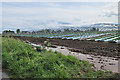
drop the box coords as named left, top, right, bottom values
left=1, top=0, right=119, bottom=2
left=2, top=2, right=118, bottom=31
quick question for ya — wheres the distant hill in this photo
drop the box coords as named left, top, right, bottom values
left=59, top=23, right=119, bottom=31
left=32, top=23, right=119, bottom=32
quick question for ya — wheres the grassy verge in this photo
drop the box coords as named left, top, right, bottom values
left=2, top=37, right=118, bottom=78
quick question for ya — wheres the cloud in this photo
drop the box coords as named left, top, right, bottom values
left=101, top=3, right=118, bottom=17
left=2, top=2, right=118, bottom=32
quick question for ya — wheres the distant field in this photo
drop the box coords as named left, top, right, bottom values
left=15, top=30, right=120, bottom=43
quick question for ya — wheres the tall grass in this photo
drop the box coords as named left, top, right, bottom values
left=2, top=37, right=117, bottom=78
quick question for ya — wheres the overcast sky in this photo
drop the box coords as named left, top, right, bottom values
left=2, top=2, right=118, bottom=31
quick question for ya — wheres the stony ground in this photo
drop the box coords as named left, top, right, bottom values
left=0, top=69, right=9, bottom=79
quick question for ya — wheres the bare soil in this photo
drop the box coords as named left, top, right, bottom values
left=12, top=36, right=120, bottom=58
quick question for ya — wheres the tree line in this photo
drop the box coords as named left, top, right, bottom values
left=2, top=27, right=99, bottom=35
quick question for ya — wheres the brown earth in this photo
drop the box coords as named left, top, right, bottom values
left=12, top=36, right=120, bottom=58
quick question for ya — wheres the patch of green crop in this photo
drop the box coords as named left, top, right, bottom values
left=91, top=33, right=120, bottom=40
left=113, top=37, right=120, bottom=40
left=2, top=37, right=118, bottom=78
left=103, top=35, right=119, bottom=40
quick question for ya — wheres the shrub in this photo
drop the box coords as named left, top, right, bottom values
left=36, top=46, right=46, bottom=52
left=44, top=39, right=51, bottom=47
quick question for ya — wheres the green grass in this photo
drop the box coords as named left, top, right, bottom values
left=2, top=37, right=118, bottom=78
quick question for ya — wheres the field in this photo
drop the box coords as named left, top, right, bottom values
left=16, top=30, right=120, bottom=43
left=2, top=37, right=119, bottom=78
left=13, top=36, right=120, bottom=58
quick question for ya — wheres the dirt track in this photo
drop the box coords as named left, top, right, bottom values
left=29, top=42, right=119, bottom=73
left=13, top=36, right=120, bottom=58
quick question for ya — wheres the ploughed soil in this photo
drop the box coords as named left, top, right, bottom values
left=12, top=36, right=120, bottom=58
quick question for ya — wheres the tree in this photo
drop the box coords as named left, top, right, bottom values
left=56, top=30, right=62, bottom=33
left=64, top=29, right=70, bottom=32
left=45, top=29, right=52, bottom=34
left=2, top=30, right=15, bottom=36
left=90, top=27, right=99, bottom=31
left=76, top=29, right=80, bottom=32
left=16, top=29, right=20, bottom=34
